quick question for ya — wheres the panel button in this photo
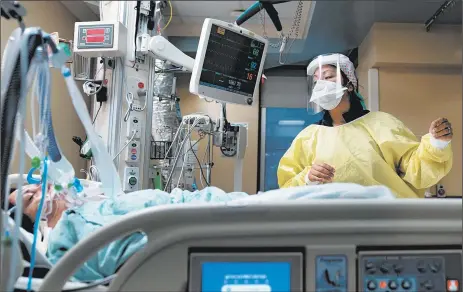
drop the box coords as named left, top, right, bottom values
left=447, top=280, right=459, bottom=292
left=367, top=280, right=377, bottom=291
left=365, top=261, right=376, bottom=274
left=417, top=261, right=427, bottom=273
left=379, top=263, right=389, bottom=274
left=388, top=280, right=398, bottom=290
left=393, top=263, right=403, bottom=273
left=429, top=261, right=441, bottom=273
left=128, top=176, right=137, bottom=185
left=401, top=279, right=411, bottom=290
left=422, top=280, right=434, bottom=290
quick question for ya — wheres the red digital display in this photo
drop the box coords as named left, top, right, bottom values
left=87, top=28, right=105, bottom=35
left=86, top=35, right=105, bottom=43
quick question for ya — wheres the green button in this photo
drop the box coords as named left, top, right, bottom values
left=129, top=177, right=137, bottom=186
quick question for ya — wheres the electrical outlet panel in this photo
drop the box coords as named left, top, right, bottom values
left=125, top=140, right=140, bottom=163
left=126, top=113, right=142, bottom=139
left=127, top=76, right=147, bottom=98
left=131, top=102, right=143, bottom=111
left=123, top=167, right=139, bottom=192
left=436, top=184, right=447, bottom=197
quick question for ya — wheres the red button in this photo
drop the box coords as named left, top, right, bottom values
left=131, top=149, right=137, bottom=154
left=379, top=281, right=387, bottom=289
left=138, top=82, right=144, bottom=89
left=447, top=280, right=459, bottom=292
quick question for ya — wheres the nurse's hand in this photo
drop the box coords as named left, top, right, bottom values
left=308, top=163, right=335, bottom=183
left=430, top=118, right=453, bottom=142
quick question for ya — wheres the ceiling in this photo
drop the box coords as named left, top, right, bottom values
left=61, top=1, right=99, bottom=21
left=63, top=1, right=462, bottom=68
left=166, top=1, right=312, bottom=39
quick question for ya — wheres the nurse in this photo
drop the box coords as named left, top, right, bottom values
left=277, top=53, right=453, bottom=198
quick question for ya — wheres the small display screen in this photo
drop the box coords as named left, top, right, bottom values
left=201, top=262, right=291, bottom=292
left=199, top=24, right=265, bottom=97
left=77, top=24, right=114, bottom=49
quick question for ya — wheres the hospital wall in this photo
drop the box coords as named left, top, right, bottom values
left=176, top=76, right=259, bottom=194
left=358, top=23, right=462, bottom=196
left=0, top=1, right=90, bottom=178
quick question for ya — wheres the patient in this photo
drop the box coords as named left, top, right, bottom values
left=8, top=182, right=396, bottom=282
left=8, top=184, right=67, bottom=229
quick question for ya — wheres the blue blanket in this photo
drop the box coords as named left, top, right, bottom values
left=47, top=187, right=248, bottom=281
left=47, top=184, right=394, bottom=281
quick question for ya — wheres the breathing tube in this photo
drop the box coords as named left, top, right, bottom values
left=0, top=28, right=71, bottom=292
left=0, top=27, right=44, bottom=292
left=24, top=43, right=76, bottom=193
left=62, top=67, right=123, bottom=199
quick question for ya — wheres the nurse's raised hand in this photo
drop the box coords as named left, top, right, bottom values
left=308, top=163, right=335, bottom=183
left=430, top=118, right=453, bottom=142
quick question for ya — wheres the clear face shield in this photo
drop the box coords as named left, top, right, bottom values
left=306, top=54, right=348, bottom=114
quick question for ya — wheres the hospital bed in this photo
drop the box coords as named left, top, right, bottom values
left=37, top=198, right=462, bottom=292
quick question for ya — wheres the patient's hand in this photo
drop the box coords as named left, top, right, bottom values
left=9, top=184, right=42, bottom=219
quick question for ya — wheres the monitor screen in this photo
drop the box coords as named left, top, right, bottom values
left=201, top=261, right=291, bottom=292
left=199, top=24, right=265, bottom=98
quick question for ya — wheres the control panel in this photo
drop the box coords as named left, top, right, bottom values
left=73, top=21, right=127, bottom=57
left=77, top=24, right=114, bottom=49
left=359, top=251, right=462, bottom=292
left=188, top=249, right=461, bottom=292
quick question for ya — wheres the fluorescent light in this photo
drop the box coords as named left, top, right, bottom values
left=278, top=120, right=305, bottom=126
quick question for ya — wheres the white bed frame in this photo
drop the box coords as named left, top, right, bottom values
left=36, top=198, right=462, bottom=291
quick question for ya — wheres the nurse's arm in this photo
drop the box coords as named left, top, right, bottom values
left=379, top=121, right=452, bottom=190
left=399, top=133, right=452, bottom=189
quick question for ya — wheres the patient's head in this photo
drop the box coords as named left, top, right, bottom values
left=9, top=184, right=67, bottom=228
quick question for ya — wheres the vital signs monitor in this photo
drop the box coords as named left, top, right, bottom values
left=190, top=18, right=268, bottom=106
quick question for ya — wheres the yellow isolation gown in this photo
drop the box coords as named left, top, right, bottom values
left=277, top=111, right=453, bottom=198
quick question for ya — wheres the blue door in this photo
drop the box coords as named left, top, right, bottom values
left=262, top=108, right=322, bottom=191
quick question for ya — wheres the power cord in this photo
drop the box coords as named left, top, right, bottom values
left=124, top=91, right=147, bottom=123
left=92, top=102, right=103, bottom=125
left=159, top=0, right=173, bottom=31
left=112, top=130, right=138, bottom=161
left=189, top=138, right=210, bottom=187
left=133, top=1, right=141, bottom=67
left=83, top=59, right=106, bottom=96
